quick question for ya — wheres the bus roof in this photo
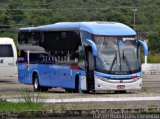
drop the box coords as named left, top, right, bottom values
left=0, top=37, right=14, bottom=44
left=18, top=45, right=46, bottom=52
left=19, top=22, right=136, bottom=36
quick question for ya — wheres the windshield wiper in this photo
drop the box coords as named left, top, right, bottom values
left=109, top=50, right=117, bottom=72
left=123, top=50, right=132, bottom=73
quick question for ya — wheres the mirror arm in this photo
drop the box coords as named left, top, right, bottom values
left=138, top=40, right=148, bottom=64
left=138, top=40, right=148, bottom=56
left=86, top=39, right=97, bottom=56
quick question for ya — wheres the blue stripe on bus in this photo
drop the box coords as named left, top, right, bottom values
left=94, top=71, right=142, bottom=80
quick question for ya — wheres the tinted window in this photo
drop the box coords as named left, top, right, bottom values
left=43, top=31, right=81, bottom=52
left=30, top=53, right=44, bottom=63
left=80, top=31, right=92, bottom=46
left=0, top=45, right=13, bottom=57
left=30, top=53, right=54, bottom=64
left=18, top=31, right=44, bottom=46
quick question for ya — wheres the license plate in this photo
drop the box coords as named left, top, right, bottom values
left=117, top=85, right=125, bottom=90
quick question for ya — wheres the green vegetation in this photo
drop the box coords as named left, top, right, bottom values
left=0, top=92, right=160, bottom=118
left=1, top=101, right=160, bottom=112
left=0, top=92, right=47, bottom=117
left=140, top=110, right=160, bottom=114
left=0, top=0, right=160, bottom=62
left=0, top=101, right=44, bottom=111
left=141, top=52, right=160, bottom=63
left=147, top=52, right=160, bottom=63
left=0, top=91, right=46, bottom=111
left=19, top=91, right=47, bottom=104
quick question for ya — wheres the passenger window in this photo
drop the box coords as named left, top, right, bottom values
left=30, top=53, right=54, bottom=64
left=62, top=32, right=67, bottom=40
left=78, top=46, right=85, bottom=68
left=0, top=45, right=13, bottom=57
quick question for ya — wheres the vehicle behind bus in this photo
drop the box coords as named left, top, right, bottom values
left=0, top=38, right=17, bottom=79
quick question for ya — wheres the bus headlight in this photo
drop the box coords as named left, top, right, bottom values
left=96, top=76, right=108, bottom=82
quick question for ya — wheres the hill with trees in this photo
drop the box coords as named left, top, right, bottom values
left=0, top=0, right=160, bottom=62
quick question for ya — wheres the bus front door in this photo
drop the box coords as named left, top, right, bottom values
left=85, top=49, right=95, bottom=91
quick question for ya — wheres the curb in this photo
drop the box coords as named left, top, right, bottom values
left=6, top=96, right=160, bottom=103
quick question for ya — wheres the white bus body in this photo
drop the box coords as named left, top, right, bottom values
left=0, top=38, right=17, bottom=79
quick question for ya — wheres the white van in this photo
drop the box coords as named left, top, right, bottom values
left=0, top=38, right=17, bottom=78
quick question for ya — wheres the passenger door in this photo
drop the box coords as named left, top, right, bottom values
left=85, top=48, right=95, bottom=91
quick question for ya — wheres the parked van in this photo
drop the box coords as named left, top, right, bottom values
left=0, top=38, right=17, bottom=78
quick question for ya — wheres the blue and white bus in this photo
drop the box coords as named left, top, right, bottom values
left=18, top=22, right=148, bottom=92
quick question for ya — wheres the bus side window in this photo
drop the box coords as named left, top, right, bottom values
left=65, top=31, right=81, bottom=62
left=79, top=31, right=92, bottom=68
left=30, top=54, right=38, bottom=63
left=79, top=46, right=85, bottom=68
left=18, top=50, right=25, bottom=63
left=19, top=32, right=29, bottom=45
left=62, top=32, right=67, bottom=40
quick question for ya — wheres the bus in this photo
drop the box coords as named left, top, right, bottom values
left=18, top=22, right=148, bottom=93
left=0, top=37, right=17, bottom=79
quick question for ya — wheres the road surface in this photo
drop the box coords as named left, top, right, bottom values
left=0, top=75, right=159, bottom=101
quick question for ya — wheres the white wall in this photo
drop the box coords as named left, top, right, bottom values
left=142, top=64, right=160, bottom=74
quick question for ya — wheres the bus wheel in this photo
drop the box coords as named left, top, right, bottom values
left=65, top=89, right=73, bottom=93
left=74, top=75, right=80, bottom=93
left=33, top=74, right=41, bottom=92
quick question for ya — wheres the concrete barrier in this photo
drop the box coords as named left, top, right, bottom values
left=142, top=64, right=160, bottom=74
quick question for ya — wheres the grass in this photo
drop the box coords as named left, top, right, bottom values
left=19, top=90, right=47, bottom=104
left=0, top=95, right=160, bottom=111
left=0, top=99, right=160, bottom=118
left=0, top=91, right=160, bottom=117
left=44, top=101, right=160, bottom=111
left=0, top=91, right=46, bottom=111
left=0, top=92, right=48, bottom=118
left=141, top=52, right=160, bottom=63
left=0, top=101, right=44, bottom=111
left=140, top=110, right=160, bottom=114
left=0, top=102, right=47, bottom=118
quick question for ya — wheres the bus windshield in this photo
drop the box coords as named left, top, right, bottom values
left=93, top=36, right=141, bottom=74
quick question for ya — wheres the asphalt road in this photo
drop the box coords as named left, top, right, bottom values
left=1, top=75, right=160, bottom=118
left=142, top=74, right=160, bottom=89
left=0, top=74, right=159, bottom=100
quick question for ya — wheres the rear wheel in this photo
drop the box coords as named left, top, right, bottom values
left=33, top=74, right=48, bottom=92
left=41, top=87, right=49, bottom=92
left=33, top=74, right=41, bottom=92
left=65, top=75, right=80, bottom=93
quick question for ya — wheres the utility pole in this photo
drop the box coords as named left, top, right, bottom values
left=131, top=9, right=137, bottom=29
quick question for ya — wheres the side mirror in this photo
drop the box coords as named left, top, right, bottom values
left=86, top=39, right=97, bottom=56
left=138, top=40, right=148, bottom=64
